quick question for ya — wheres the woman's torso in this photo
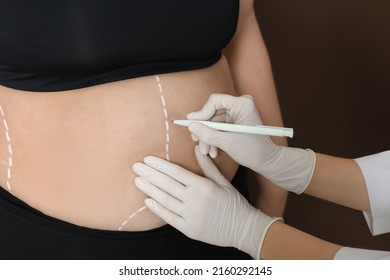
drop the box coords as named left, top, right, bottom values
left=0, top=0, right=240, bottom=232
left=0, top=57, right=239, bottom=231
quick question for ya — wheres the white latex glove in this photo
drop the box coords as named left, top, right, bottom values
left=132, top=146, right=282, bottom=259
left=187, top=93, right=316, bottom=194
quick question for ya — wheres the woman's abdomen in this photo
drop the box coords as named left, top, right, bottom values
left=0, top=57, right=238, bottom=231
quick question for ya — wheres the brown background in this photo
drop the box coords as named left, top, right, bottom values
left=254, top=0, right=390, bottom=250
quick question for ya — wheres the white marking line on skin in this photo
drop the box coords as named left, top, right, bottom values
left=118, top=206, right=147, bottom=231
left=155, top=75, right=170, bottom=161
left=0, top=105, right=13, bottom=193
left=8, top=144, right=13, bottom=156
left=117, top=75, right=171, bottom=231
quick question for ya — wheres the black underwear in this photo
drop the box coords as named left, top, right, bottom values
left=0, top=167, right=250, bottom=260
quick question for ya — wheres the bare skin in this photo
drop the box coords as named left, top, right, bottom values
left=261, top=153, right=370, bottom=259
left=0, top=57, right=238, bottom=231
left=261, top=221, right=342, bottom=259
left=306, top=153, right=370, bottom=212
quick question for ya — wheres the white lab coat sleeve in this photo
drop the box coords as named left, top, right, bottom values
left=334, top=247, right=390, bottom=260
left=354, top=151, right=390, bottom=235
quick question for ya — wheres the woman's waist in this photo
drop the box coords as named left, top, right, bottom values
left=0, top=122, right=238, bottom=228
left=0, top=57, right=238, bottom=231
left=0, top=153, right=167, bottom=231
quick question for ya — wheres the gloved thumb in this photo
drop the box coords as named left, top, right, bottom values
left=194, top=145, right=231, bottom=187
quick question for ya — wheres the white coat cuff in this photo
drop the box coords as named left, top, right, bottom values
left=334, top=247, right=390, bottom=260
left=354, top=151, right=390, bottom=235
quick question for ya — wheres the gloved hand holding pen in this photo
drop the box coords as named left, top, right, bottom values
left=132, top=94, right=313, bottom=259
left=133, top=93, right=390, bottom=260
left=132, top=94, right=314, bottom=259
left=187, top=94, right=316, bottom=194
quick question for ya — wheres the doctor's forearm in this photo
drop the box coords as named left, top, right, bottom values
left=304, top=153, right=370, bottom=212
left=260, top=220, right=341, bottom=259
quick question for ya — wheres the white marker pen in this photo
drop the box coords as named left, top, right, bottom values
left=173, top=120, right=294, bottom=138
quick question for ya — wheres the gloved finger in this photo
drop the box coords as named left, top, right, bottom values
left=194, top=145, right=231, bottom=187
left=209, top=146, right=218, bottom=159
left=210, top=110, right=227, bottom=122
left=143, top=155, right=209, bottom=187
left=144, top=198, right=187, bottom=233
left=199, top=141, right=211, bottom=156
left=133, top=162, right=186, bottom=199
left=187, top=93, right=238, bottom=120
left=190, top=133, right=199, bottom=142
left=188, top=122, right=230, bottom=151
left=134, top=177, right=183, bottom=213
left=232, top=95, right=262, bottom=125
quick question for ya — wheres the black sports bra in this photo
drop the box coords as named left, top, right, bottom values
left=0, top=0, right=239, bottom=92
